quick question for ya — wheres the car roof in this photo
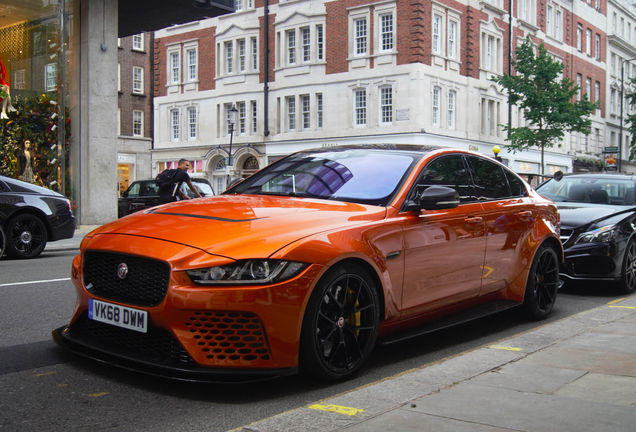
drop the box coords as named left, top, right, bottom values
left=558, top=172, right=636, bottom=181
left=133, top=177, right=211, bottom=183
left=0, top=174, right=65, bottom=196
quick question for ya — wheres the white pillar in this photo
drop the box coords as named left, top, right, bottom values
left=74, top=0, right=119, bottom=225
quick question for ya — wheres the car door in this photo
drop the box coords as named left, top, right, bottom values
left=465, top=156, right=537, bottom=296
left=400, top=155, right=486, bottom=317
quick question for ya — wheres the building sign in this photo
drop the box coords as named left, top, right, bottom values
left=513, top=161, right=539, bottom=173
left=604, top=146, right=619, bottom=153
left=546, top=165, right=567, bottom=174
left=396, top=109, right=410, bottom=121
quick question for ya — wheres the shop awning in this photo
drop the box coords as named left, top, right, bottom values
left=119, top=0, right=234, bottom=37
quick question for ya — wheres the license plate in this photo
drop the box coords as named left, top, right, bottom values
left=88, top=299, right=148, bottom=333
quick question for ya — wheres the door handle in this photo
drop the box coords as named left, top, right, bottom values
left=465, top=216, right=483, bottom=224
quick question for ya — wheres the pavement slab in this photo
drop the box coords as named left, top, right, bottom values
left=554, top=372, right=636, bottom=407
left=408, top=382, right=636, bottom=432
left=469, top=363, right=587, bottom=394
left=520, top=346, right=636, bottom=377
left=341, top=409, right=520, bottom=432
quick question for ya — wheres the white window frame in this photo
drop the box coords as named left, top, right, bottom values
left=448, top=90, right=456, bottom=129
left=238, top=38, right=246, bottom=73
left=595, top=34, right=600, bottom=60
left=380, top=86, right=392, bottom=125
left=354, top=17, right=368, bottom=56
left=577, top=24, right=582, bottom=51
left=586, top=77, right=591, bottom=100
left=187, top=107, right=197, bottom=140
left=546, top=5, right=552, bottom=37
left=595, top=81, right=600, bottom=103
left=317, top=24, right=324, bottom=60
left=354, top=89, right=367, bottom=127
left=301, top=94, right=311, bottom=130
left=432, top=14, right=442, bottom=55
left=237, top=102, right=246, bottom=135
left=317, top=93, right=323, bottom=129
left=433, top=87, right=441, bottom=127
left=577, top=74, right=582, bottom=101
left=301, top=27, right=311, bottom=62
left=169, top=50, right=180, bottom=84
left=286, top=96, right=296, bottom=132
left=226, top=41, right=234, bottom=74
left=586, top=29, right=592, bottom=55
left=186, top=47, right=198, bottom=82
left=251, top=101, right=258, bottom=134
left=133, top=66, right=143, bottom=94
left=448, top=20, right=457, bottom=59
left=555, top=10, right=562, bottom=40
left=380, top=12, right=394, bottom=52
left=287, top=29, right=296, bottom=65
left=171, top=109, right=180, bottom=141
left=132, top=33, right=144, bottom=51
left=251, top=37, right=258, bottom=71
left=133, top=110, right=143, bottom=137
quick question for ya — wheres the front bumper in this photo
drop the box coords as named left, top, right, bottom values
left=52, top=325, right=296, bottom=383
left=560, top=241, right=623, bottom=281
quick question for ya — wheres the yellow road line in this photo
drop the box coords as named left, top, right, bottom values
left=609, top=305, right=636, bottom=309
left=489, top=345, right=523, bottom=351
left=89, top=392, right=109, bottom=398
left=309, top=404, right=364, bottom=416
left=36, top=371, right=56, bottom=377
left=608, top=298, right=627, bottom=305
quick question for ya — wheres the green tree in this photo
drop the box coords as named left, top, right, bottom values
left=492, top=35, right=598, bottom=175
left=625, top=78, right=636, bottom=161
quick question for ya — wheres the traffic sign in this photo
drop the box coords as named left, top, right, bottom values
left=604, top=147, right=619, bottom=153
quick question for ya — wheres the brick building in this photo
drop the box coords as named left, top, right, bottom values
left=151, top=0, right=627, bottom=192
left=117, top=32, right=155, bottom=195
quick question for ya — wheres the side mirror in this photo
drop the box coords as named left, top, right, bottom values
left=122, top=191, right=129, bottom=198
left=553, top=170, right=564, bottom=181
left=409, top=186, right=460, bottom=211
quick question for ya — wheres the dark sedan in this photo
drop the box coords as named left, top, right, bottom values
left=535, top=173, right=636, bottom=293
left=0, top=175, right=76, bottom=259
left=118, top=177, right=214, bottom=218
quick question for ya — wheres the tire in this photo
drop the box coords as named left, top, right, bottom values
left=300, top=263, right=380, bottom=382
left=523, top=244, right=560, bottom=320
left=618, top=239, right=636, bottom=294
left=0, top=225, right=5, bottom=258
left=5, top=214, right=47, bottom=259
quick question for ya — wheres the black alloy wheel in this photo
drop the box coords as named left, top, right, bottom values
left=523, top=244, right=560, bottom=320
left=618, top=239, right=636, bottom=294
left=5, top=214, right=47, bottom=259
left=300, top=263, right=380, bottom=382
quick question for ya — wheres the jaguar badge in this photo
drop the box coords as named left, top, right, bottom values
left=117, top=263, right=129, bottom=280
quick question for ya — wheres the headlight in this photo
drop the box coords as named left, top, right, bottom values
left=187, top=260, right=308, bottom=285
left=574, top=226, right=618, bottom=244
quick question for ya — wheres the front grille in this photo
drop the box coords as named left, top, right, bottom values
left=186, top=311, right=271, bottom=362
left=566, top=255, right=616, bottom=275
left=83, top=251, right=170, bottom=307
left=71, top=314, right=193, bottom=363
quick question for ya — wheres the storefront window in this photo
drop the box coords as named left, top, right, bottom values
left=0, top=1, right=77, bottom=204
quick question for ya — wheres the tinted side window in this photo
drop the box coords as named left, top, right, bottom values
left=504, top=168, right=528, bottom=197
left=466, top=156, right=510, bottom=199
left=140, top=182, right=158, bottom=197
left=127, top=182, right=141, bottom=197
left=413, top=155, right=474, bottom=203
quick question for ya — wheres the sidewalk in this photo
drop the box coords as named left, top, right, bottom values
left=237, top=296, right=636, bottom=432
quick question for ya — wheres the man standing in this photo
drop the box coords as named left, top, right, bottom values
left=158, top=159, right=203, bottom=203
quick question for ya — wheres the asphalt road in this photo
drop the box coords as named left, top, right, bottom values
left=0, top=250, right=626, bottom=432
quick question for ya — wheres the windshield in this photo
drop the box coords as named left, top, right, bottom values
left=536, top=176, right=635, bottom=206
left=227, top=149, right=421, bottom=206
left=184, top=181, right=215, bottom=197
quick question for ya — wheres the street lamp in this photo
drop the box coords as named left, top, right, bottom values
left=226, top=105, right=239, bottom=187
left=493, top=145, right=502, bottom=162
left=619, top=58, right=636, bottom=173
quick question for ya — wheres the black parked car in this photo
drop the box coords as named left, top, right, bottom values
left=118, top=177, right=214, bottom=218
left=535, top=172, right=636, bottom=293
left=0, top=175, right=76, bottom=259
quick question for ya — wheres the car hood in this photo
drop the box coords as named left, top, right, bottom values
left=87, top=195, right=387, bottom=259
left=557, top=203, right=634, bottom=229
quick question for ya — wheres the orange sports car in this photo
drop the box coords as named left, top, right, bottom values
left=53, top=145, right=562, bottom=382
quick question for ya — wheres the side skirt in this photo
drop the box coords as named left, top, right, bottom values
left=378, top=299, right=521, bottom=346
